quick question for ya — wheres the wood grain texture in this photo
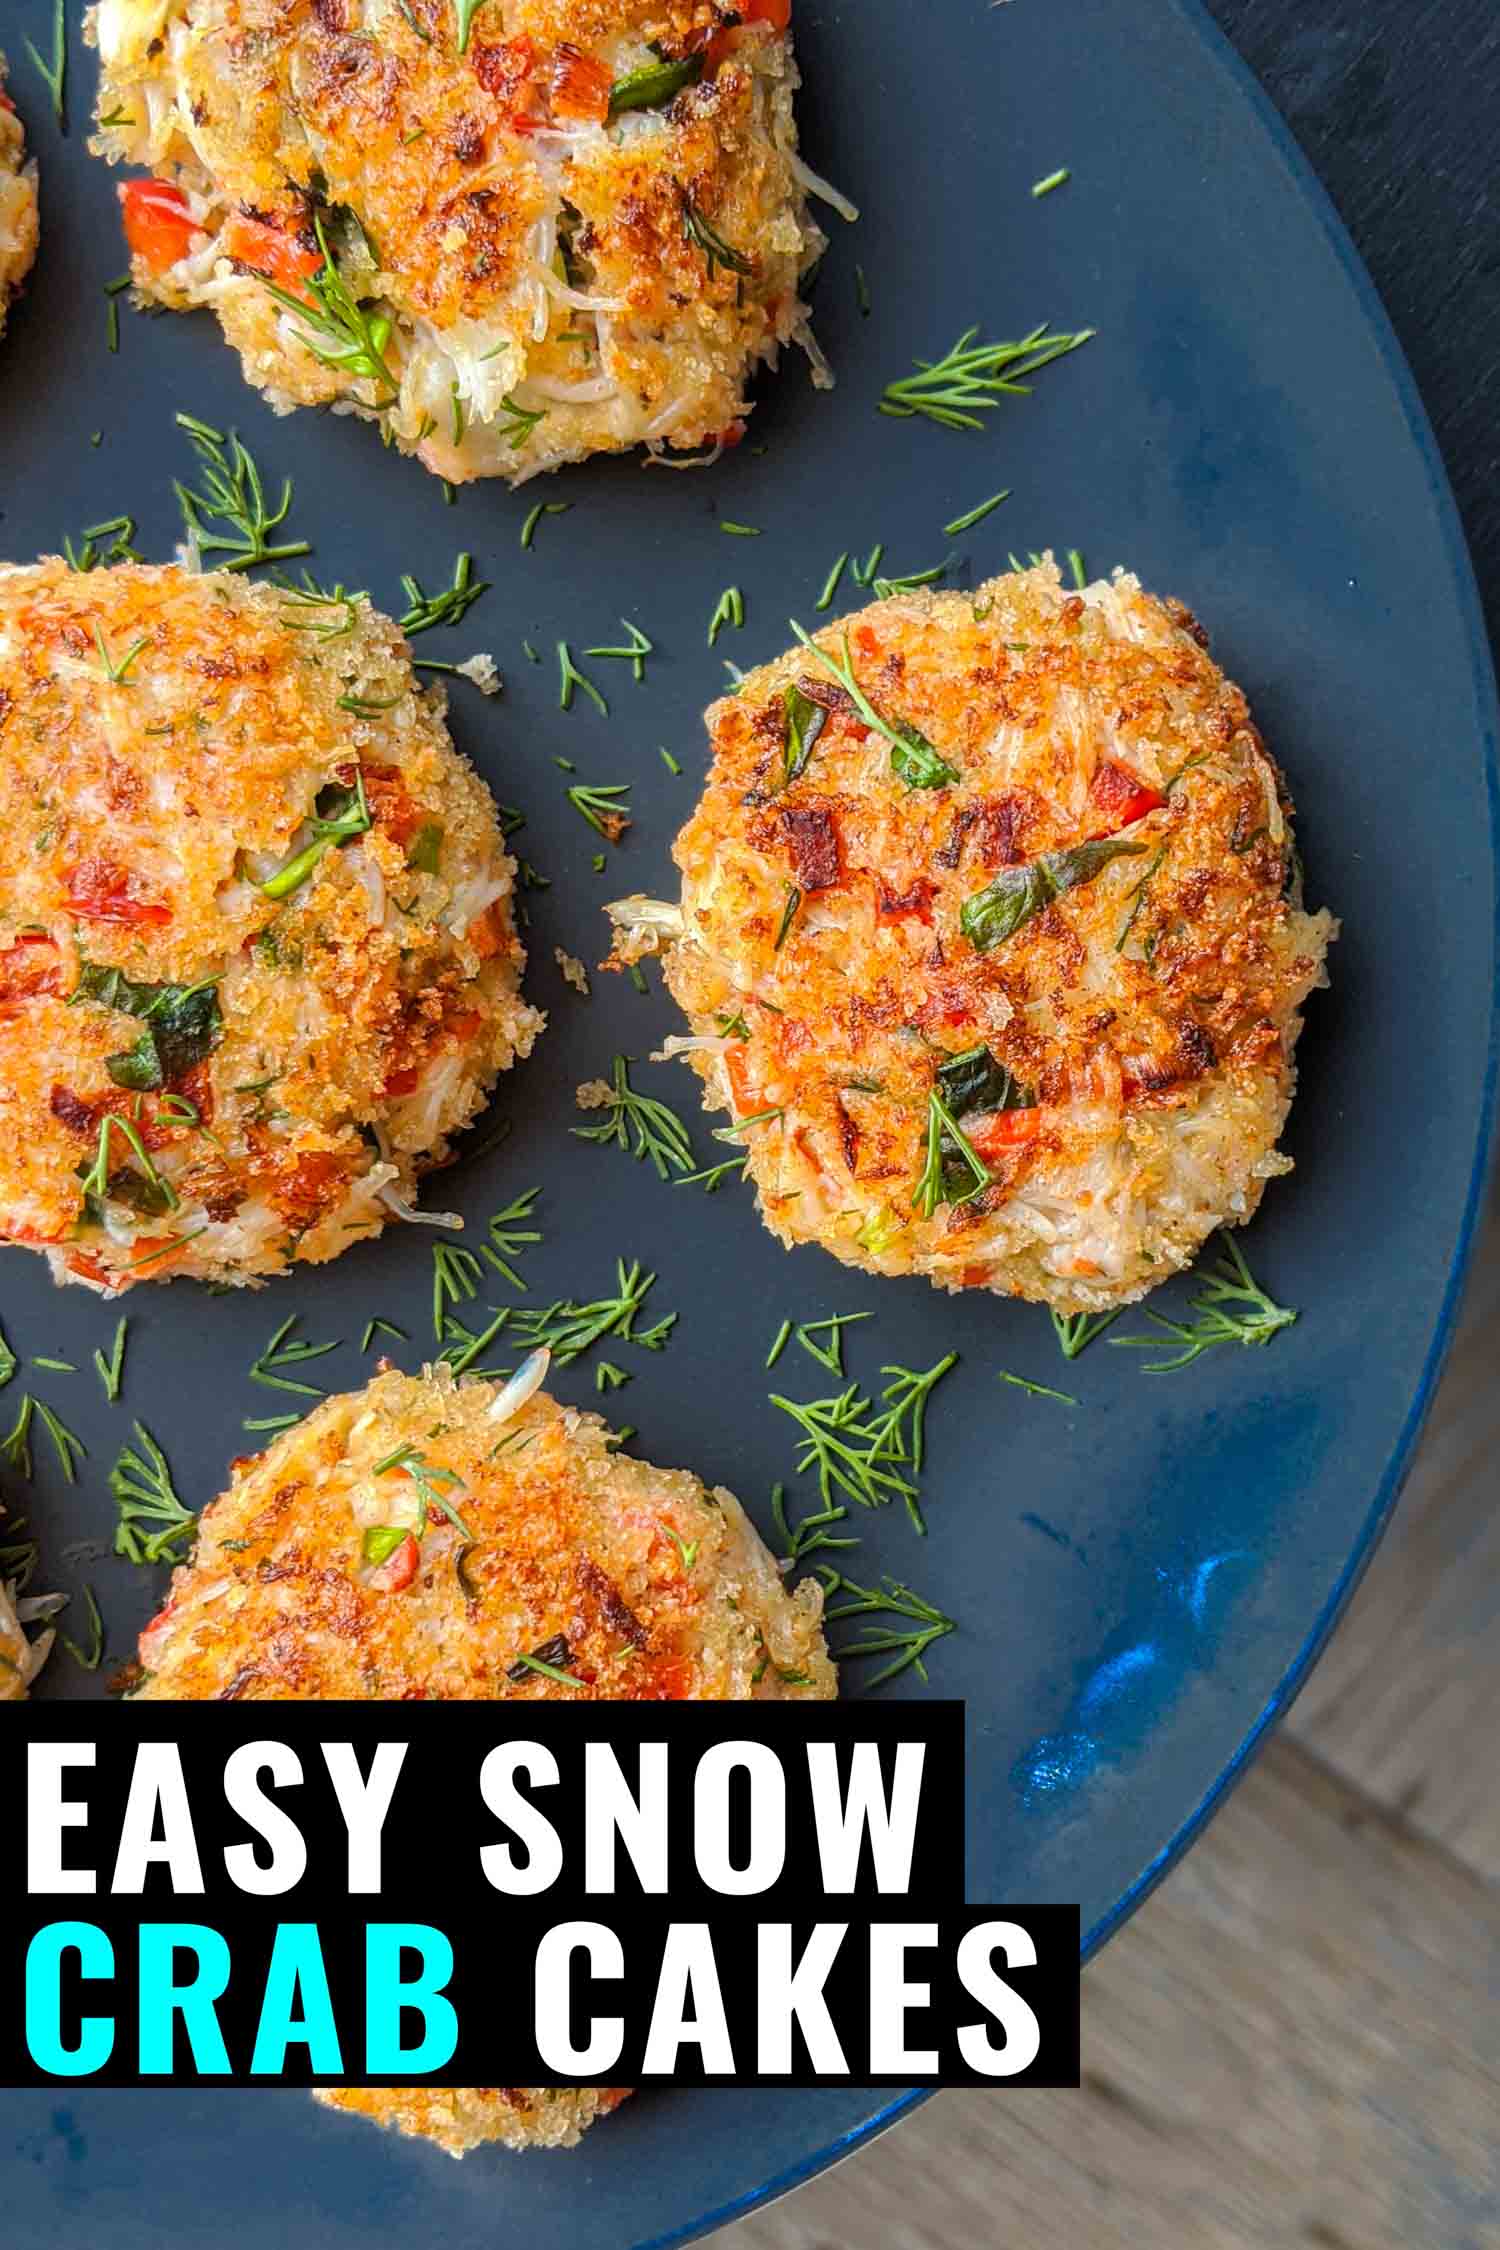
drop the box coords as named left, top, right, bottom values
left=1285, top=1187, right=1500, bottom=1879
left=728, top=1741, right=1500, bottom=2250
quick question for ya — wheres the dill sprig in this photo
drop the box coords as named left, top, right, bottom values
left=771, top=1482, right=858, bottom=1567
left=1032, top=167, right=1071, bottom=198
left=912, top=1087, right=991, bottom=1218
left=64, top=514, right=140, bottom=573
left=770, top=1385, right=915, bottom=1520
left=110, top=1423, right=197, bottom=1565
left=372, top=1443, right=475, bottom=1541
left=818, top=1570, right=957, bottom=1689
left=816, top=554, right=848, bottom=611
left=481, top=1189, right=542, bottom=1290
left=24, top=0, right=66, bottom=128
left=679, top=188, right=754, bottom=278
left=585, top=620, right=653, bottom=684
left=566, top=781, right=631, bottom=841
left=59, top=1585, right=105, bottom=1672
left=997, top=1370, right=1079, bottom=1405
left=573, top=1055, right=695, bottom=1178
left=432, top=1242, right=484, bottom=1342
left=32, top=1401, right=86, bottom=1483
left=512, top=1258, right=673, bottom=1366
left=1049, top=1308, right=1120, bottom=1360
left=398, top=551, right=489, bottom=635
left=261, top=215, right=398, bottom=401
left=789, top=620, right=960, bottom=790
left=880, top=322, right=1095, bottom=432
left=558, top=642, right=609, bottom=715
left=174, top=415, right=311, bottom=573
left=708, top=586, right=744, bottom=646
left=0, top=1510, right=39, bottom=1592
left=249, top=1315, right=340, bottom=1406
left=93, top=1317, right=129, bottom=1404
left=0, top=1396, right=34, bottom=1478
left=1111, top=1235, right=1297, bottom=1372
left=676, top=1153, right=750, bottom=1193
left=93, top=627, right=149, bottom=685
left=943, top=489, right=1011, bottom=537
left=0, top=1321, right=15, bottom=1389
left=361, top=1316, right=408, bottom=1352
left=795, top=1313, right=876, bottom=1376
left=521, top=499, right=571, bottom=549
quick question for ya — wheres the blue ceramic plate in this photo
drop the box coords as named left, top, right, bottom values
left=4, top=0, right=1497, bottom=2241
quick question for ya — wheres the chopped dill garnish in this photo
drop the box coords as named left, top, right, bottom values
left=573, top=1055, right=695, bottom=1178
left=595, top=1360, right=631, bottom=1392
left=399, top=552, right=489, bottom=634
left=1048, top=1308, right=1120, bottom=1361
left=64, top=511, right=139, bottom=573
left=361, top=1316, right=408, bottom=1352
left=512, top=1258, right=672, bottom=1366
left=659, top=745, right=683, bottom=775
left=508, top=1647, right=585, bottom=1689
left=482, top=1190, right=543, bottom=1289
left=796, top=1312, right=876, bottom=1375
left=771, top=1354, right=956, bottom=1535
left=585, top=620, right=653, bottom=683
left=679, top=188, right=754, bottom=278
left=789, top=621, right=961, bottom=790
left=818, top=1571, right=957, bottom=1689
left=32, top=1357, right=76, bottom=1375
left=249, top=1314, right=340, bottom=1403
left=24, top=0, right=67, bottom=129
left=0, top=1395, right=35, bottom=1478
left=676, top=1154, right=750, bottom=1193
left=521, top=499, right=571, bottom=549
left=850, top=542, right=885, bottom=588
left=93, top=627, right=149, bottom=685
left=997, top=1370, right=1080, bottom=1405
left=260, top=214, right=399, bottom=402
left=0, top=1321, right=15, bottom=1388
left=775, top=884, right=803, bottom=949
left=912, top=1086, right=991, bottom=1219
left=662, top=1524, right=699, bottom=1571
left=943, top=489, right=1011, bottom=537
left=855, top=263, right=872, bottom=317
left=373, top=1442, right=475, bottom=1540
left=720, top=521, right=761, bottom=538
left=766, top=1319, right=793, bottom=1370
left=59, top=1585, right=106, bottom=1673
left=174, top=415, right=311, bottom=573
left=558, top=641, right=609, bottom=715
left=1066, top=547, right=1087, bottom=589
left=432, top=1242, right=484, bottom=1342
left=438, top=1308, right=511, bottom=1379
left=708, top=586, right=744, bottom=646
left=110, top=1423, right=196, bottom=1564
left=1111, top=1235, right=1297, bottom=1371
left=816, top=553, right=849, bottom=611
left=566, top=781, right=631, bottom=841
left=35, top=1400, right=86, bottom=1483
left=1032, top=167, right=1071, bottom=198
left=880, top=323, right=1095, bottom=432
left=771, top=1482, right=858, bottom=1566
left=871, top=561, right=950, bottom=597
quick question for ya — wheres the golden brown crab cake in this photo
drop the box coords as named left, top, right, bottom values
left=89, top=0, right=829, bottom=485
left=0, top=58, right=40, bottom=339
left=613, top=561, right=1334, bottom=1313
left=0, top=562, right=542, bottom=1293
left=134, top=1358, right=834, bottom=2153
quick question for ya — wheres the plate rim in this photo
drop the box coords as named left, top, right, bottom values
left=627, top=0, right=1500, bottom=2241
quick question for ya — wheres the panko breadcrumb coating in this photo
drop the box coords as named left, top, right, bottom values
left=0, top=58, right=39, bottom=339
left=0, top=563, right=542, bottom=1293
left=614, top=562, right=1334, bottom=1312
left=135, top=1359, right=835, bottom=2151
left=89, top=0, right=829, bottom=484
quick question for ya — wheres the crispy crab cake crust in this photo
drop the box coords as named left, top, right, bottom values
left=0, top=57, right=40, bottom=336
left=0, top=562, right=541, bottom=1292
left=617, top=562, right=1334, bottom=1313
left=89, top=0, right=826, bottom=482
left=135, top=1365, right=834, bottom=2151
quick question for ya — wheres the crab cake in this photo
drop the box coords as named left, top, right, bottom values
left=134, top=1356, right=835, bottom=2151
left=0, top=58, right=40, bottom=339
left=90, top=0, right=829, bottom=486
left=0, top=562, right=542, bottom=1294
left=614, top=561, right=1334, bottom=1313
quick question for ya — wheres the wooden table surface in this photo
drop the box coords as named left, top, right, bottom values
left=732, top=4, right=1500, bottom=2242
